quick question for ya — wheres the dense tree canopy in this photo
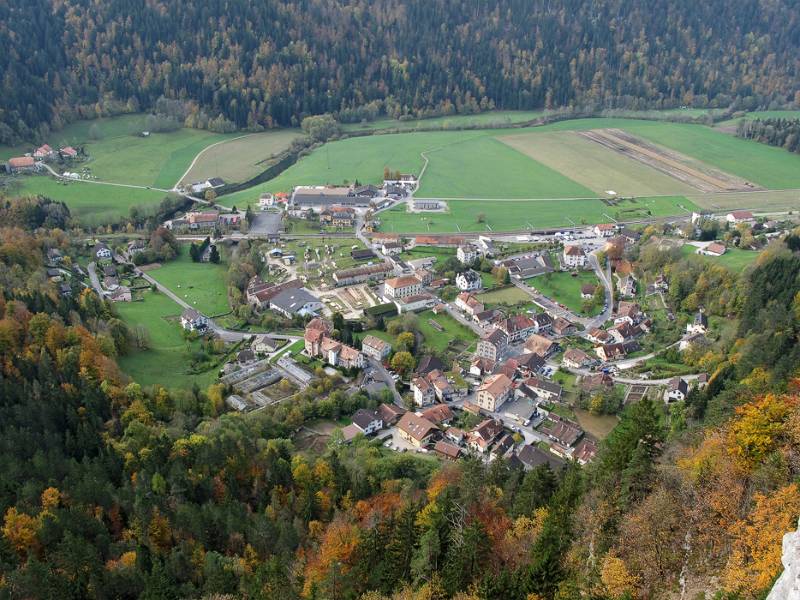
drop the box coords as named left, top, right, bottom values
left=1, top=0, right=800, bottom=143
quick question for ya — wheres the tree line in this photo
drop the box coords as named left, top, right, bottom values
left=736, top=117, right=800, bottom=154
left=1, top=0, right=800, bottom=144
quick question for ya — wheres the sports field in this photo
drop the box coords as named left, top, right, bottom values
left=378, top=196, right=696, bottom=233
left=8, top=176, right=172, bottom=225
left=180, top=129, right=301, bottom=185
left=501, top=131, right=697, bottom=197
left=146, top=246, right=230, bottom=315
left=116, top=290, right=218, bottom=390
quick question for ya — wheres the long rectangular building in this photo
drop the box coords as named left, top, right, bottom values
left=291, top=186, right=371, bottom=207
left=333, top=262, right=394, bottom=286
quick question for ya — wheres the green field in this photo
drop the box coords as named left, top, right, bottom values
left=7, top=175, right=173, bottom=224
left=413, top=310, right=478, bottom=354
left=475, top=286, right=532, bottom=308
left=341, top=110, right=546, bottom=132
left=501, top=130, right=697, bottom=197
left=146, top=246, right=230, bottom=315
left=528, top=271, right=601, bottom=314
left=680, top=244, right=761, bottom=271
left=378, top=196, right=696, bottom=233
left=181, top=129, right=301, bottom=185
left=116, top=290, right=218, bottom=390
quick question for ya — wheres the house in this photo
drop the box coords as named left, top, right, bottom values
left=269, top=288, right=323, bottom=318
left=476, top=236, right=495, bottom=257
left=252, top=334, right=279, bottom=354
left=687, top=311, right=708, bottom=335
left=679, top=332, right=707, bottom=352
left=304, top=318, right=333, bottom=355
left=383, top=275, right=422, bottom=299
left=664, top=377, right=689, bottom=402
left=378, top=403, right=406, bottom=426
left=563, top=245, right=587, bottom=268
left=617, top=275, right=637, bottom=298
left=434, top=440, right=462, bottom=461
left=361, top=335, right=391, bottom=361
left=455, top=292, right=484, bottom=317
left=33, top=144, right=54, bottom=159
left=320, top=337, right=365, bottom=369
left=614, top=301, right=642, bottom=325
left=6, top=156, right=39, bottom=173
left=411, top=377, right=436, bottom=407
left=524, top=333, right=558, bottom=358
left=397, top=413, right=438, bottom=447
left=490, top=433, right=516, bottom=459
left=340, top=424, right=363, bottom=443
left=562, top=348, right=593, bottom=369
left=237, top=349, right=256, bottom=364
left=476, top=373, right=513, bottom=412
left=726, top=210, right=754, bottom=225
left=515, top=352, right=545, bottom=378
left=418, top=404, right=454, bottom=426
left=180, top=308, right=209, bottom=331
left=108, top=286, right=132, bottom=302
left=470, top=356, right=496, bottom=377
left=581, top=283, right=596, bottom=299
left=320, top=205, right=356, bottom=227
left=594, top=223, right=616, bottom=237
left=532, top=313, right=554, bottom=334
left=580, top=372, right=614, bottom=392
left=417, top=355, right=445, bottom=376
left=608, top=321, right=639, bottom=343
left=351, top=409, right=384, bottom=435
left=351, top=248, right=377, bottom=261
left=445, top=427, right=465, bottom=445
left=517, top=445, right=564, bottom=471
left=476, top=329, right=508, bottom=362
left=59, top=146, right=78, bottom=159
left=185, top=211, right=220, bottom=230
left=495, top=314, right=537, bottom=342
left=426, top=370, right=455, bottom=402
left=502, top=253, right=553, bottom=279
left=540, top=416, right=583, bottom=448
left=46, top=248, right=63, bottom=264
left=595, top=343, right=629, bottom=362
left=552, top=317, right=577, bottom=336
left=587, top=327, right=611, bottom=344
left=473, top=308, right=504, bottom=328
left=393, top=293, right=437, bottom=314
left=333, top=262, right=393, bottom=286
left=698, top=242, right=726, bottom=257
left=413, top=235, right=464, bottom=248
left=466, top=419, right=504, bottom=453
left=521, top=377, right=562, bottom=402
left=455, top=269, right=483, bottom=292
left=619, top=227, right=642, bottom=245
left=246, top=277, right=304, bottom=311
left=127, top=239, right=146, bottom=256
left=456, top=244, right=479, bottom=265
left=381, top=241, right=404, bottom=255
left=572, top=439, right=598, bottom=465
left=94, top=243, right=113, bottom=261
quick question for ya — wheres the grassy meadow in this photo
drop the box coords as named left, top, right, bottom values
left=528, top=271, right=601, bottom=314
left=115, top=290, right=218, bottom=390
left=146, top=246, right=230, bottom=315
left=680, top=244, right=761, bottom=271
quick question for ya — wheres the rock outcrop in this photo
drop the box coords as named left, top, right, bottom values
left=768, top=518, right=800, bottom=599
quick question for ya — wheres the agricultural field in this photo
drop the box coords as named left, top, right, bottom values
left=115, top=290, right=218, bottom=390
left=146, top=245, right=230, bottom=315
left=680, top=244, right=761, bottom=271
left=378, top=196, right=696, bottom=233
left=4, top=175, right=172, bottom=224
left=528, top=271, right=601, bottom=314
left=180, top=129, right=301, bottom=185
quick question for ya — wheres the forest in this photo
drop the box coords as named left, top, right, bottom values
left=736, top=117, right=800, bottom=154
left=1, top=0, right=800, bottom=143
left=2, top=196, right=800, bottom=598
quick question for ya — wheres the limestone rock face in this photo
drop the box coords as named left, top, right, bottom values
left=768, top=518, right=800, bottom=600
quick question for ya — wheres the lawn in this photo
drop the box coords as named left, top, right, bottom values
left=501, top=130, right=697, bottom=197
left=377, top=195, right=697, bottom=233
left=399, top=246, right=456, bottom=262
left=147, top=245, right=230, bottom=315
left=7, top=175, right=173, bottom=225
left=116, top=290, right=218, bottom=390
left=411, top=310, right=478, bottom=355
left=528, top=271, right=601, bottom=314
left=476, top=286, right=533, bottom=308
left=181, top=129, right=301, bottom=185
left=680, top=244, right=761, bottom=271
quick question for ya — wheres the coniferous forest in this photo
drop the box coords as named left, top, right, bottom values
left=1, top=0, right=799, bottom=143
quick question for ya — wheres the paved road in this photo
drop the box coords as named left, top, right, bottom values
left=366, top=357, right=403, bottom=406
left=87, top=262, right=105, bottom=296
left=583, top=251, right=614, bottom=331
left=443, top=303, right=487, bottom=337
